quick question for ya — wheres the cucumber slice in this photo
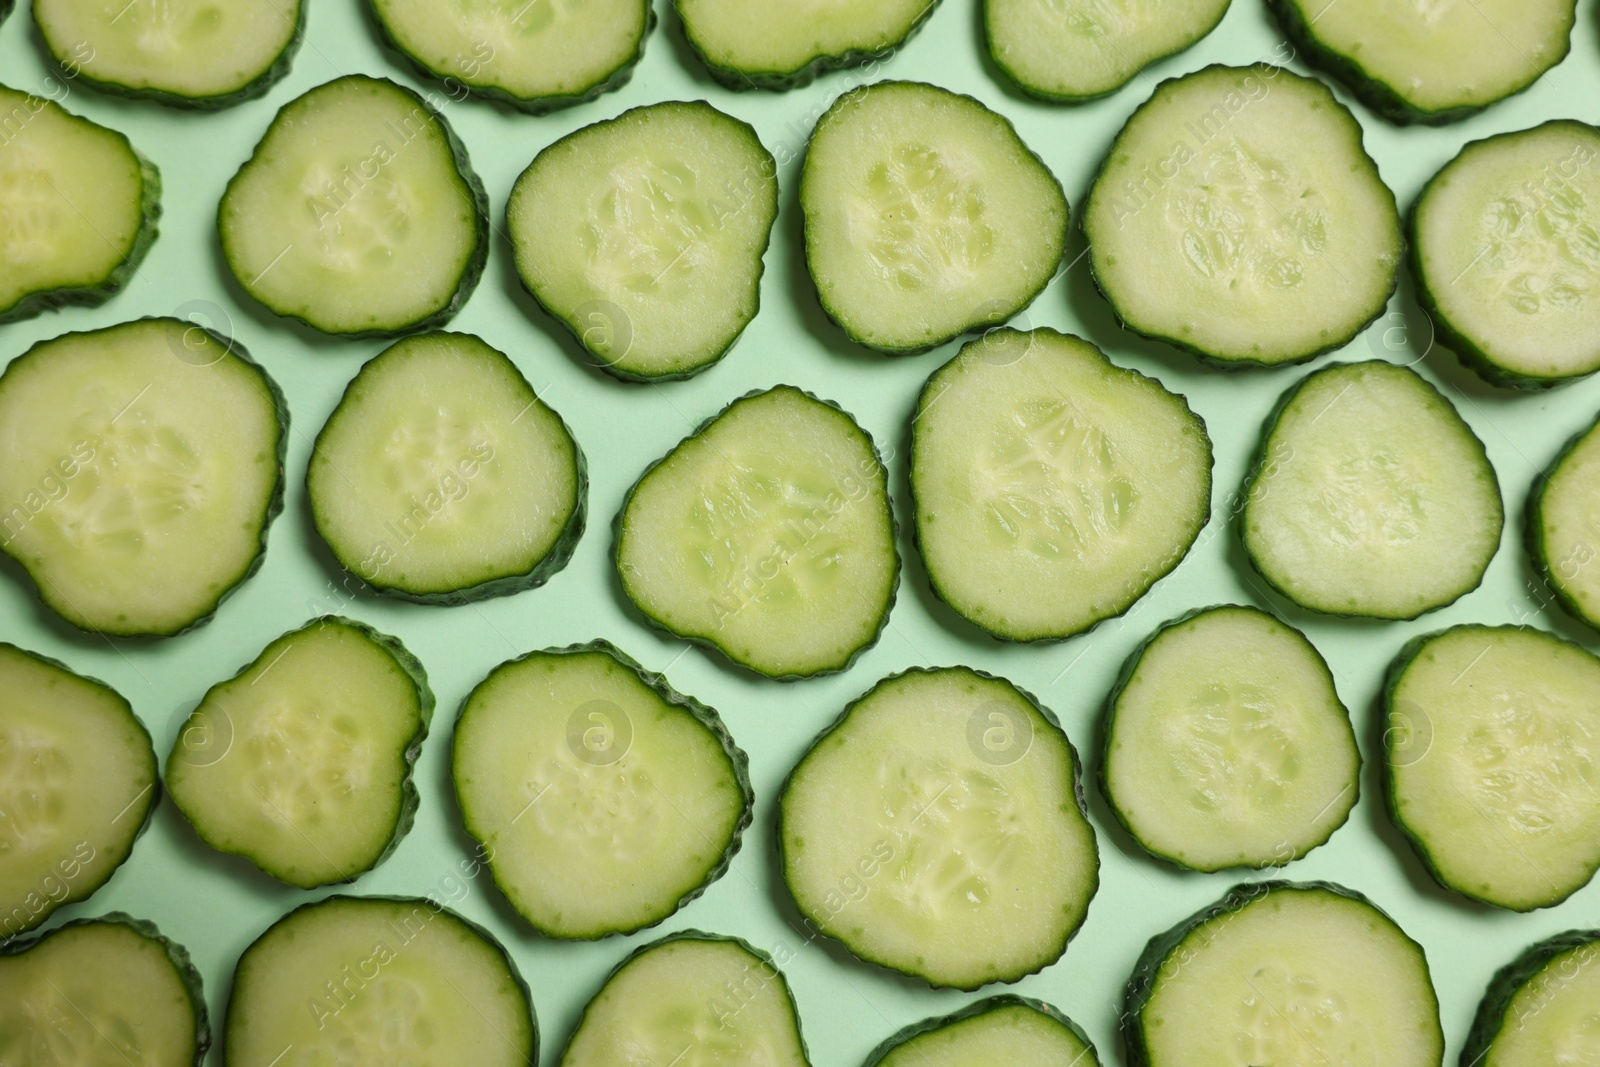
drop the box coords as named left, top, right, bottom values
left=779, top=667, right=1099, bottom=990
left=1413, top=120, right=1600, bottom=389
left=1103, top=605, right=1358, bottom=871
left=912, top=328, right=1212, bottom=642
left=985, top=0, right=1231, bottom=101
left=0, top=318, right=287, bottom=636
left=675, top=0, right=941, bottom=90
left=33, top=0, right=303, bottom=107
left=1269, top=0, right=1575, bottom=124
left=616, top=385, right=897, bottom=680
left=218, top=75, right=488, bottom=337
left=1385, top=624, right=1600, bottom=911
left=1533, top=412, right=1600, bottom=629
left=371, top=0, right=650, bottom=111
left=0, top=84, right=159, bottom=323
left=866, top=996, right=1100, bottom=1067
left=0, top=915, right=208, bottom=1067
left=225, top=895, right=536, bottom=1067
left=507, top=101, right=778, bottom=381
left=308, top=332, right=585, bottom=603
left=559, top=931, right=808, bottom=1066
left=1242, top=360, right=1503, bottom=619
left=1463, top=929, right=1600, bottom=1065
left=1126, top=881, right=1443, bottom=1066
left=1084, top=64, right=1403, bottom=367
left=0, top=645, right=157, bottom=941
left=453, top=640, right=752, bottom=939
left=166, top=617, right=432, bottom=890
left=801, top=80, right=1067, bottom=352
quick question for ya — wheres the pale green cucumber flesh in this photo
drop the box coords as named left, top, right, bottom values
left=0, top=318, right=285, bottom=636
left=1463, top=930, right=1600, bottom=1065
left=616, top=385, right=897, bottom=679
left=1104, top=605, right=1358, bottom=871
left=34, top=0, right=302, bottom=104
left=676, top=0, right=937, bottom=87
left=1085, top=64, right=1402, bottom=365
left=1242, top=360, right=1502, bottom=619
left=986, top=0, right=1231, bottom=101
left=559, top=933, right=807, bottom=1066
left=1534, top=413, right=1600, bottom=628
left=1386, top=625, right=1600, bottom=911
left=801, top=80, right=1067, bottom=351
left=218, top=75, right=487, bottom=337
left=226, top=896, right=536, bottom=1067
left=372, top=0, right=649, bottom=109
left=867, top=996, right=1100, bottom=1067
left=0, top=645, right=157, bottom=940
left=0, top=85, right=159, bottom=321
left=166, top=618, right=432, bottom=889
left=1415, top=121, right=1600, bottom=387
left=308, top=331, right=584, bottom=601
left=780, top=667, right=1099, bottom=990
left=453, top=641, right=751, bottom=939
left=912, top=328, right=1212, bottom=641
left=508, top=101, right=777, bottom=380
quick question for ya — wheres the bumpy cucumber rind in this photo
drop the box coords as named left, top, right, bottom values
left=862, top=995, right=1098, bottom=1066
left=2, top=913, right=211, bottom=1064
left=1411, top=120, right=1598, bottom=391
left=1265, top=0, right=1575, bottom=124
left=454, top=639, right=753, bottom=940
left=778, top=666, right=1098, bottom=989
left=1460, top=928, right=1600, bottom=1065
left=1529, top=415, right=1600, bottom=631
left=369, top=2, right=653, bottom=114
left=0, top=136, right=160, bottom=325
left=614, top=385, right=900, bottom=681
left=1098, top=604, right=1358, bottom=871
left=673, top=1, right=942, bottom=91
left=36, top=2, right=306, bottom=108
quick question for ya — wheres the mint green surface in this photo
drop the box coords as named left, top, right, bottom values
left=3, top=1, right=1599, bottom=1062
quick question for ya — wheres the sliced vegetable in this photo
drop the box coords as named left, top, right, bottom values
left=865, top=996, right=1100, bottom=1067
left=1462, top=929, right=1600, bottom=1066
left=1532, top=410, right=1600, bottom=629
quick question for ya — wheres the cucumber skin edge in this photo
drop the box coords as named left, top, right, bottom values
left=1459, top=929, right=1600, bottom=1066
left=861, top=994, right=1100, bottom=1066
left=1265, top=0, right=1575, bottom=126
left=369, top=1, right=652, bottom=114
left=450, top=638, right=755, bottom=941
left=1528, top=413, right=1600, bottom=632
left=0, top=912, right=211, bottom=1066
left=776, top=666, right=1101, bottom=990
left=1122, top=880, right=1443, bottom=1067
left=1097, top=604, right=1359, bottom=872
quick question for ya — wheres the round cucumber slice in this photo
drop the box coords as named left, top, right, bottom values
left=616, top=385, right=898, bottom=680
left=866, top=996, right=1100, bottom=1067
left=985, top=0, right=1231, bottom=101
left=34, top=0, right=303, bottom=107
left=218, top=75, right=488, bottom=337
left=225, top=895, right=536, bottom=1067
left=507, top=101, right=778, bottom=381
left=1533, top=411, right=1600, bottom=630
left=1413, top=120, right=1600, bottom=389
left=1385, top=624, right=1600, bottom=911
left=308, top=331, right=585, bottom=603
left=675, top=0, right=941, bottom=90
left=453, top=640, right=752, bottom=940
left=0, top=84, right=159, bottom=324
left=166, top=617, right=433, bottom=890
left=0, top=318, right=287, bottom=636
left=559, top=931, right=808, bottom=1066
left=0, top=915, right=208, bottom=1067
left=371, top=0, right=650, bottom=111
left=1269, top=0, right=1575, bottom=124
left=801, top=80, right=1067, bottom=352
left=1084, top=64, right=1402, bottom=367
left=1242, top=360, right=1503, bottom=619
left=0, top=644, right=157, bottom=941
left=1463, top=929, right=1600, bottom=1066
left=1103, top=605, right=1358, bottom=871
left=912, top=328, right=1212, bottom=641
left=779, top=667, right=1099, bottom=990
left=1126, top=881, right=1443, bottom=1067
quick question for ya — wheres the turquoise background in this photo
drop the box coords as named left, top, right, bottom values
left=3, top=0, right=1600, bottom=1062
